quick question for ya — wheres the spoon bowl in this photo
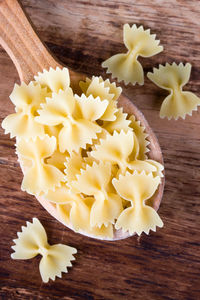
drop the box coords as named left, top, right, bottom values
left=0, top=0, right=164, bottom=240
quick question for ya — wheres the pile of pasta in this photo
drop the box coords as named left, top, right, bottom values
left=2, top=67, right=164, bottom=239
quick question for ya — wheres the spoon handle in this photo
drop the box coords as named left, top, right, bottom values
left=0, top=0, right=61, bottom=83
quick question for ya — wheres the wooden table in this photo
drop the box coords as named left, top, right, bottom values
left=0, top=0, right=200, bottom=299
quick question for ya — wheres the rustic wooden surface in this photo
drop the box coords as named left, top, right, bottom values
left=0, top=0, right=200, bottom=299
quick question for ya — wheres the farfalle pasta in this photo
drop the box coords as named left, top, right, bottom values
left=91, top=130, right=156, bottom=175
left=11, top=218, right=77, bottom=283
left=2, top=82, right=47, bottom=139
left=147, top=63, right=200, bottom=120
left=71, top=162, right=123, bottom=227
left=2, top=66, right=164, bottom=239
left=102, top=24, right=163, bottom=85
left=35, top=89, right=107, bottom=153
left=113, top=172, right=163, bottom=235
left=16, top=135, right=65, bottom=195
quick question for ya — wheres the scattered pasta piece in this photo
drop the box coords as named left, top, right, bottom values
left=11, top=218, right=77, bottom=283
left=16, top=135, right=65, bottom=195
left=129, top=115, right=150, bottom=160
left=113, top=171, right=163, bottom=235
left=70, top=162, right=123, bottom=227
left=102, top=24, right=163, bottom=85
left=34, top=67, right=70, bottom=93
left=35, top=89, right=106, bottom=153
left=147, top=62, right=200, bottom=120
left=2, top=82, right=47, bottom=139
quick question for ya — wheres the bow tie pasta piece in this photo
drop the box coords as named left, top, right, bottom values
left=90, top=130, right=155, bottom=175
left=34, top=67, right=70, bottom=93
left=129, top=115, right=150, bottom=160
left=70, top=162, right=123, bottom=227
left=16, top=135, right=65, bottom=195
left=35, top=89, right=107, bottom=153
left=79, top=76, right=122, bottom=121
left=11, top=218, right=77, bottom=283
left=112, top=172, right=162, bottom=235
left=1, top=82, right=47, bottom=139
left=103, top=108, right=132, bottom=134
left=147, top=63, right=200, bottom=120
left=113, top=171, right=163, bottom=235
left=102, top=24, right=163, bottom=85
left=91, top=130, right=135, bottom=172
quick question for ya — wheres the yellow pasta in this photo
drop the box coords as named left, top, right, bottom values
left=129, top=115, right=150, bottom=160
left=2, top=82, right=47, bottom=139
left=79, top=76, right=122, bottom=101
left=44, top=184, right=114, bottom=239
left=91, top=130, right=156, bottom=175
left=34, top=67, right=70, bottom=93
left=146, top=160, right=164, bottom=178
left=79, top=76, right=122, bottom=121
left=57, top=204, right=114, bottom=239
left=2, top=64, right=164, bottom=239
left=16, top=135, right=65, bottom=195
left=44, top=184, right=92, bottom=233
left=102, top=24, right=163, bottom=85
left=70, top=162, right=123, bottom=228
left=64, top=152, right=85, bottom=183
left=147, top=62, right=200, bottom=120
left=35, top=89, right=107, bottom=153
left=103, top=107, right=131, bottom=134
left=11, top=218, right=77, bottom=283
left=47, top=150, right=69, bottom=172
left=113, top=171, right=163, bottom=235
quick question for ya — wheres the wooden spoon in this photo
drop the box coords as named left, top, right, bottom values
left=0, top=0, right=164, bottom=240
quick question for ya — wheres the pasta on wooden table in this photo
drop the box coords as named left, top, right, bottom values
left=11, top=218, right=77, bottom=283
left=102, top=24, right=163, bottom=85
left=147, top=62, right=200, bottom=120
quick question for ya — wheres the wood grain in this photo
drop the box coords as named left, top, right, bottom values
left=0, top=0, right=200, bottom=299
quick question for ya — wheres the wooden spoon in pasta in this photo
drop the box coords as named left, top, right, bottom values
left=0, top=0, right=164, bottom=240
